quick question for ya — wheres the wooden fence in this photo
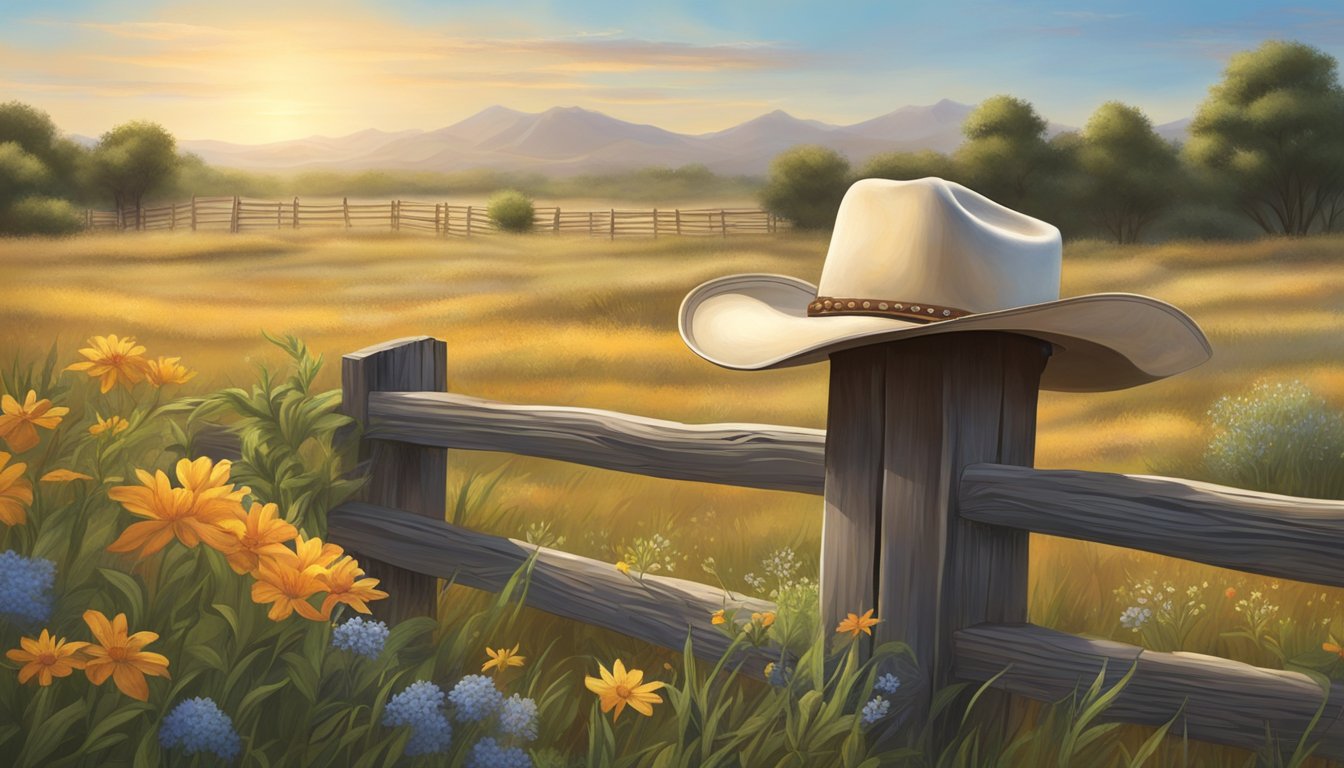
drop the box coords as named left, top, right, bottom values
left=84, top=197, right=783, bottom=238
left=197, top=333, right=1344, bottom=758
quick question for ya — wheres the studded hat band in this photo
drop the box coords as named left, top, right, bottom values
left=807, top=297, right=973, bottom=323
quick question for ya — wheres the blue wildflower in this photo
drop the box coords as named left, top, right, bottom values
left=497, top=694, right=539, bottom=742
left=159, top=697, right=242, bottom=762
left=383, top=680, right=452, bottom=756
left=468, top=737, right=532, bottom=768
left=331, top=617, right=389, bottom=660
left=861, top=696, right=890, bottom=726
left=874, top=673, right=901, bottom=695
left=449, top=674, right=504, bottom=722
left=0, top=550, right=54, bottom=625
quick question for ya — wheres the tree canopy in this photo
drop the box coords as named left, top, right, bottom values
left=758, top=145, right=852, bottom=230
left=954, top=96, right=1058, bottom=215
left=90, top=121, right=180, bottom=222
left=1076, top=102, right=1181, bottom=243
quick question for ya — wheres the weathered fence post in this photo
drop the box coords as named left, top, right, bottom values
left=675, top=209, right=682, bottom=235
left=190, top=195, right=197, bottom=231
left=230, top=196, right=240, bottom=233
left=610, top=209, right=616, bottom=240
left=720, top=209, right=728, bottom=238
left=293, top=197, right=299, bottom=229
left=821, top=332, right=1048, bottom=719
left=653, top=208, right=659, bottom=239
left=443, top=205, right=451, bottom=237
left=553, top=207, right=560, bottom=233
left=341, top=336, right=448, bottom=623
left=588, top=211, right=594, bottom=236
left=343, top=197, right=351, bottom=230
left=393, top=200, right=400, bottom=232
left=466, top=206, right=473, bottom=237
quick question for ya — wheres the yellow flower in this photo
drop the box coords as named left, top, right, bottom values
left=65, top=335, right=150, bottom=393
left=0, top=451, right=32, bottom=526
left=836, top=609, right=881, bottom=637
left=173, top=457, right=249, bottom=524
left=216, top=501, right=297, bottom=575
left=1325, top=642, right=1344, bottom=660
left=752, top=611, right=776, bottom=629
left=145, top=357, right=197, bottom=388
left=584, top=659, right=664, bottom=721
left=89, top=414, right=130, bottom=437
left=251, top=558, right=327, bottom=621
left=710, top=609, right=726, bottom=626
left=271, top=533, right=345, bottom=576
left=0, top=390, right=69, bottom=453
left=106, top=467, right=238, bottom=559
left=482, top=644, right=525, bottom=675
left=40, top=469, right=94, bottom=482
left=615, top=560, right=630, bottom=575
left=317, top=556, right=388, bottom=617
left=82, top=610, right=170, bottom=701
left=6, top=629, right=87, bottom=686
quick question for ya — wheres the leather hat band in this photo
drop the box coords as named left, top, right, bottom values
left=808, top=297, right=972, bottom=323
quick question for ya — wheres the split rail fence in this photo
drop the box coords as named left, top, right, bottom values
left=84, top=197, right=783, bottom=238
left=200, top=334, right=1344, bottom=759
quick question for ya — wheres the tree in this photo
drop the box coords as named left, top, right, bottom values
left=486, top=189, right=535, bottom=232
left=759, top=145, right=852, bottom=229
left=90, top=121, right=179, bottom=228
left=954, top=95, right=1058, bottom=212
left=860, top=150, right=958, bottom=183
left=1186, top=40, right=1344, bottom=235
left=1076, top=102, right=1181, bottom=243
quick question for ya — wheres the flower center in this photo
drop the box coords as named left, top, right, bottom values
left=37, top=652, right=56, bottom=666
left=615, top=685, right=631, bottom=699
left=108, top=646, right=129, bottom=661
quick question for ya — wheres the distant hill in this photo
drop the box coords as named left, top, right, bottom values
left=174, top=102, right=1192, bottom=177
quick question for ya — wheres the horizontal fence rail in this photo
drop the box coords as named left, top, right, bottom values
left=365, top=391, right=827, bottom=495
left=954, top=623, right=1344, bottom=758
left=84, top=197, right=785, bottom=238
left=959, top=463, right=1344, bottom=588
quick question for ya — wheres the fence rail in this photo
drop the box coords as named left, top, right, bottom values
left=188, top=333, right=1344, bottom=756
left=84, top=197, right=784, bottom=238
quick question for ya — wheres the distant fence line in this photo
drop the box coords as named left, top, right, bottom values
left=84, top=196, right=785, bottom=239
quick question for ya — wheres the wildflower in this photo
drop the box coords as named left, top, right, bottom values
left=107, top=468, right=237, bottom=558
left=174, top=457, right=248, bottom=513
left=874, top=673, right=902, bottom=695
left=383, top=680, right=452, bottom=756
left=331, top=617, right=390, bottom=660
left=1119, top=606, right=1152, bottom=631
left=710, top=609, right=726, bottom=626
left=448, top=674, right=504, bottom=722
left=158, top=697, right=241, bottom=761
left=468, top=737, right=532, bottom=768
left=1225, top=587, right=1237, bottom=599
left=496, top=694, right=539, bottom=742
left=0, top=550, right=55, bottom=623
left=751, top=611, right=776, bottom=629
left=6, top=629, right=86, bottom=686
left=861, top=696, right=890, bottom=726
left=216, top=502, right=297, bottom=575
left=317, top=557, right=388, bottom=617
left=251, top=557, right=326, bottom=621
left=82, top=610, right=170, bottom=701
left=0, top=452, right=32, bottom=526
left=272, top=533, right=344, bottom=575
left=765, top=661, right=793, bottom=687
left=65, top=335, right=150, bottom=393
left=584, top=659, right=664, bottom=721
left=482, top=643, right=525, bottom=675
left=1324, top=642, right=1344, bottom=660
left=837, top=609, right=881, bottom=637
left=145, top=357, right=197, bottom=388
left=0, top=390, right=68, bottom=453
left=615, top=561, right=630, bottom=575
left=89, top=414, right=129, bottom=437
left=40, top=469, right=93, bottom=482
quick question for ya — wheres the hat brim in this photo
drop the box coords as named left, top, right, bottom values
left=679, top=274, right=1211, bottom=392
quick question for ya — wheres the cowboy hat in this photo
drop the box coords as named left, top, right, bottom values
left=678, top=177, right=1210, bottom=392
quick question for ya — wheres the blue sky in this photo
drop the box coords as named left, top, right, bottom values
left=2, top=0, right=1341, bottom=142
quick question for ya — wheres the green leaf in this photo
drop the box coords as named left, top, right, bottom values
left=283, top=650, right=320, bottom=704
left=69, top=705, right=148, bottom=760
left=98, top=567, right=146, bottom=625
left=17, top=698, right=85, bottom=768
left=238, top=678, right=292, bottom=719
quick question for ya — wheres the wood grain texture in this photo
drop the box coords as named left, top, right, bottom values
left=954, top=622, right=1344, bottom=758
left=365, top=390, right=826, bottom=495
left=341, top=337, right=448, bottom=622
left=329, top=501, right=777, bottom=676
left=959, top=464, right=1344, bottom=589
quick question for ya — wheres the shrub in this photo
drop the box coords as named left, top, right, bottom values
left=759, top=145, right=851, bottom=230
left=486, top=189, right=535, bottom=233
left=1, top=195, right=83, bottom=235
left=1204, top=379, right=1344, bottom=498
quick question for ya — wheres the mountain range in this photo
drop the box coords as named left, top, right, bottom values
left=119, top=101, right=1190, bottom=177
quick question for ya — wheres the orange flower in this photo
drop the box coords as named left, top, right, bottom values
left=82, top=610, right=170, bottom=701
left=145, top=357, right=197, bottom=387
left=89, top=414, right=130, bottom=437
left=174, top=457, right=248, bottom=523
left=41, top=468, right=94, bottom=482
left=836, top=609, right=881, bottom=637
left=106, top=467, right=238, bottom=559
left=584, top=659, right=664, bottom=721
left=1225, top=587, right=1237, bottom=599
left=251, top=558, right=327, bottom=621
left=0, top=451, right=32, bottom=526
left=6, top=629, right=87, bottom=686
left=1325, top=642, right=1344, bottom=660
left=752, top=611, right=776, bottom=629
left=482, top=644, right=525, bottom=675
left=710, top=609, right=726, bottom=626
left=317, top=556, right=388, bottom=617
left=0, top=390, right=69, bottom=453
left=65, top=335, right=150, bottom=393
left=216, top=501, right=297, bottom=575
left=272, top=533, right=345, bottom=575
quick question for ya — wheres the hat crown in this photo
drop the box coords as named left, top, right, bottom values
left=816, top=178, right=1061, bottom=313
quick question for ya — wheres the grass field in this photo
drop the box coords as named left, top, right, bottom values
left=5, top=229, right=1344, bottom=762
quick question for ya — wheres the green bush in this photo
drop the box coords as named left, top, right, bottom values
left=1, top=195, right=83, bottom=236
left=759, top=145, right=851, bottom=230
left=487, top=189, right=535, bottom=233
left=1204, top=379, right=1344, bottom=498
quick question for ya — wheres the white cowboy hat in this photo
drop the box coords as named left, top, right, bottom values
left=679, top=177, right=1211, bottom=392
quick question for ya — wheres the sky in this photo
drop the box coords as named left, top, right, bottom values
left=2, top=0, right=1342, bottom=144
